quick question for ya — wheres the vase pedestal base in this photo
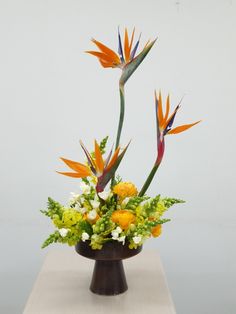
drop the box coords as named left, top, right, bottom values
left=75, top=241, right=142, bottom=296
left=90, top=259, right=127, bottom=295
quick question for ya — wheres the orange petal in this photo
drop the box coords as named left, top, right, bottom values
left=111, top=210, right=135, bottom=230
left=91, top=39, right=120, bottom=64
left=167, top=120, right=201, bottom=134
left=60, top=157, right=91, bottom=175
left=99, top=59, right=114, bottom=68
left=151, top=224, right=162, bottom=237
left=163, top=94, right=170, bottom=124
left=128, top=28, right=135, bottom=55
left=157, top=91, right=164, bottom=127
left=94, top=140, right=104, bottom=174
left=56, top=171, right=89, bottom=178
left=86, top=51, right=116, bottom=63
left=106, top=147, right=120, bottom=172
left=124, top=28, right=130, bottom=62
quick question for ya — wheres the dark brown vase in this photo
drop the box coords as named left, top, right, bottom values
left=75, top=241, right=142, bottom=296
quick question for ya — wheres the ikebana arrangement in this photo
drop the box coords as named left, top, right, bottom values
left=41, top=27, right=200, bottom=295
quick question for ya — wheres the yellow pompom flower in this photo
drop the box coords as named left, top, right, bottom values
left=111, top=210, right=135, bottom=230
left=151, top=224, right=162, bottom=237
left=62, top=209, right=82, bottom=227
left=113, top=182, right=138, bottom=200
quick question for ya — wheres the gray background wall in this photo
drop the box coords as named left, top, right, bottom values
left=0, top=0, right=235, bottom=313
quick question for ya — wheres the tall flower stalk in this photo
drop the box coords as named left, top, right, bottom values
left=115, top=82, right=125, bottom=150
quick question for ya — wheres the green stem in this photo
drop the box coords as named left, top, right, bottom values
left=139, top=163, right=160, bottom=196
left=111, top=82, right=125, bottom=187
left=115, top=82, right=125, bottom=150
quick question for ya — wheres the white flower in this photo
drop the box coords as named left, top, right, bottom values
left=87, top=209, right=97, bottom=220
left=111, top=226, right=122, bottom=240
left=75, top=204, right=87, bottom=214
left=90, top=200, right=100, bottom=209
left=116, top=226, right=122, bottom=233
left=98, top=190, right=112, bottom=200
left=59, top=228, right=69, bottom=238
left=69, top=192, right=80, bottom=204
left=133, top=235, right=142, bottom=244
left=81, top=232, right=90, bottom=242
left=80, top=182, right=91, bottom=194
left=74, top=203, right=81, bottom=210
left=117, top=236, right=126, bottom=245
left=111, top=230, right=119, bottom=240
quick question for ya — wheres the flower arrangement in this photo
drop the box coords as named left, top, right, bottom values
left=41, top=28, right=200, bottom=250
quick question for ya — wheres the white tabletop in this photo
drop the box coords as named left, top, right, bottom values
left=23, top=249, right=176, bottom=314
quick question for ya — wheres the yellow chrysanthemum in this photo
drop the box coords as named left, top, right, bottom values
left=62, top=209, right=82, bottom=227
left=111, top=210, right=135, bottom=230
left=151, top=224, right=162, bottom=237
left=113, top=182, right=138, bottom=199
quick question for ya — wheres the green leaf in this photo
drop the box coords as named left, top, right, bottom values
left=120, top=39, right=157, bottom=85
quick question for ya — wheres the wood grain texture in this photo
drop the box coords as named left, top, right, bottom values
left=23, top=249, right=176, bottom=314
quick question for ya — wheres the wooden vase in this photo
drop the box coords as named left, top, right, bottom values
left=75, top=241, right=142, bottom=296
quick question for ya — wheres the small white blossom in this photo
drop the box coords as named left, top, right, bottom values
left=74, top=203, right=81, bottom=210
left=59, top=228, right=69, bottom=238
left=98, top=190, right=112, bottom=200
left=69, top=192, right=80, bottom=204
left=75, top=204, right=87, bottom=214
left=116, top=226, right=122, bottom=234
left=87, top=209, right=97, bottom=220
left=80, top=207, right=87, bottom=214
left=117, top=236, right=126, bottom=245
left=111, top=230, right=119, bottom=240
left=80, top=182, right=91, bottom=194
left=111, top=226, right=122, bottom=240
left=133, top=235, right=142, bottom=244
left=81, top=232, right=90, bottom=242
left=90, top=200, right=100, bottom=209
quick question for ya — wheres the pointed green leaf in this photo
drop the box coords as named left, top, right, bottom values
left=120, top=39, right=157, bottom=85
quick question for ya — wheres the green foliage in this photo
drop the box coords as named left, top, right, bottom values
left=40, top=197, right=64, bottom=219
left=99, top=136, right=109, bottom=154
left=99, top=194, right=117, bottom=215
left=93, top=209, right=114, bottom=235
left=112, top=174, right=123, bottom=186
left=82, top=177, right=89, bottom=184
left=41, top=231, right=61, bottom=248
left=77, top=220, right=93, bottom=236
left=90, top=136, right=109, bottom=158
left=162, top=197, right=185, bottom=209
left=125, top=196, right=149, bottom=210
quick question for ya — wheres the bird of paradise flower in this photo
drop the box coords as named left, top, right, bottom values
left=139, top=91, right=201, bottom=196
left=86, top=28, right=156, bottom=150
left=58, top=140, right=129, bottom=193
